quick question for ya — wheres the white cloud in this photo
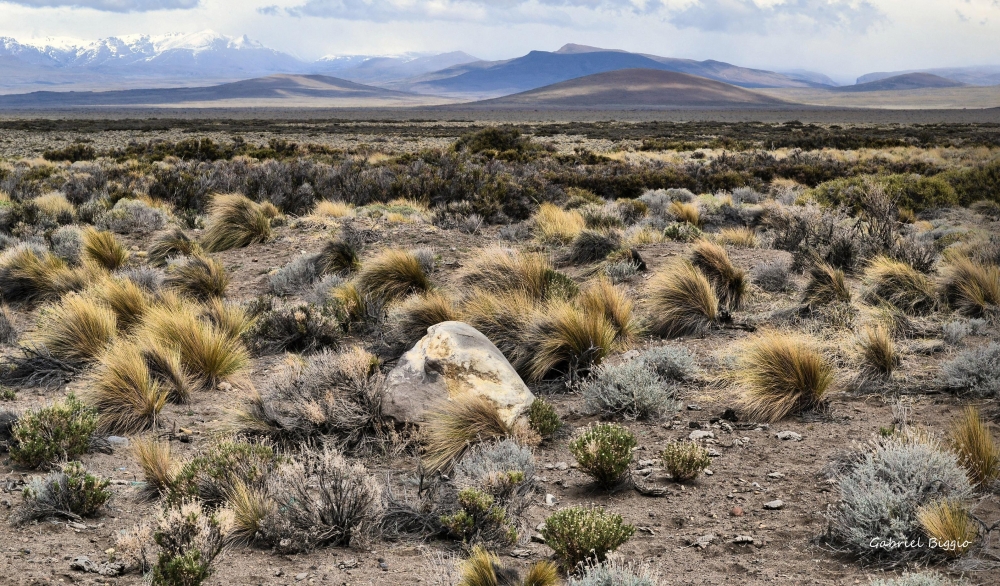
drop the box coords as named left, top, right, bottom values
left=274, top=0, right=659, bottom=23
left=1, top=0, right=198, bottom=11
left=669, top=0, right=884, bottom=33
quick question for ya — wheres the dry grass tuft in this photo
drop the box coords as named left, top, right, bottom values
left=940, top=254, right=1000, bottom=318
left=534, top=203, right=585, bottom=244
left=916, top=499, right=977, bottom=558
left=389, top=291, right=458, bottom=350
left=523, top=302, right=617, bottom=382
left=862, top=256, right=936, bottom=314
left=578, top=277, right=641, bottom=346
left=201, top=193, right=273, bottom=252
left=147, top=228, right=201, bottom=267
left=669, top=201, right=701, bottom=227
left=141, top=304, right=249, bottom=389
left=461, top=248, right=554, bottom=301
left=312, top=200, right=354, bottom=218
left=457, top=545, right=558, bottom=586
left=646, top=260, right=718, bottom=338
left=81, top=228, right=129, bottom=271
left=32, top=193, right=75, bottom=219
left=140, top=338, right=196, bottom=403
left=89, top=276, right=153, bottom=331
left=227, top=479, right=274, bottom=545
left=716, top=227, right=759, bottom=248
left=202, top=297, right=254, bottom=341
left=855, top=324, right=900, bottom=383
left=691, top=239, right=747, bottom=312
left=0, top=245, right=91, bottom=303
left=803, top=262, right=851, bottom=307
left=950, top=406, right=1000, bottom=490
left=165, top=254, right=230, bottom=300
left=460, top=289, right=536, bottom=362
left=132, top=436, right=179, bottom=500
left=85, top=340, right=168, bottom=434
left=735, top=331, right=834, bottom=422
left=34, top=293, right=117, bottom=364
left=315, top=239, right=361, bottom=276
left=356, top=249, right=431, bottom=303
left=423, top=394, right=524, bottom=474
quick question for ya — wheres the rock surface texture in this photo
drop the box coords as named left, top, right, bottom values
left=383, top=321, right=535, bottom=424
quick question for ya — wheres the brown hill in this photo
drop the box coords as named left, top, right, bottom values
left=469, top=68, right=789, bottom=108
left=834, top=73, right=965, bottom=93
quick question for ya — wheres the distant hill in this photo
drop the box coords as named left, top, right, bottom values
left=311, top=51, right=481, bottom=85
left=835, top=73, right=965, bottom=93
left=0, top=74, right=451, bottom=108
left=394, top=44, right=826, bottom=99
left=466, top=69, right=789, bottom=108
left=858, top=66, right=1000, bottom=87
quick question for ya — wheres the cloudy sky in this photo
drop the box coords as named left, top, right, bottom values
left=1, top=0, right=999, bottom=82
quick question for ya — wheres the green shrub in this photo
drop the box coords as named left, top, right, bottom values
left=9, top=394, right=97, bottom=469
left=940, top=161, right=1000, bottom=205
left=542, top=506, right=635, bottom=569
left=661, top=442, right=711, bottom=482
left=527, top=397, right=561, bottom=439
left=569, top=423, right=636, bottom=488
left=169, top=439, right=279, bottom=507
left=14, top=461, right=110, bottom=524
left=811, top=174, right=959, bottom=213
left=440, top=487, right=518, bottom=546
left=151, top=501, right=227, bottom=586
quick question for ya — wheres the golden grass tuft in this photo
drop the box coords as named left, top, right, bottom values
left=89, top=276, right=153, bottom=331
left=916, top=499, right=977, bottom=558
left=34, top=293, right=117, bottom=363
left=534, top=203, right=585, bottom=244
left=855, top=324, right=899, bottom=382
left=461, top=248, right=557, bottom=301
left=669, top=200, right=701, bottom=227
left=716, top=226, right=759, bottom=248
left=457, top=545, right=559, bottom=586
left=32, top=193, right=74, bottom=219
left=646, top=260, right=718, bottom=338
left=803, top=262, right=851, bottom=307
left=390, top=291, right=458, bottom=349
left=356, top=249, right=431, bottom=303
left=202, top=297, right=254, bottom=341
left=735, top=331, right=834, bottom=422
left=226, top=479, right=274, bottom=545
left=951, top=406, right=1000, bottom=490
left=423, top=394, right=518, bottom=474
left=85, top=340, right=168, bottom=434
left=140, top=337, right=196, bottom=403
left=460, top=289, right=537, bottom=362
left=312, top=200, right=354, bottom=218
left=691, top=239, right=747, bottom=312
left=522, top=301, right=617, bottom=382
left=861, top=256, right=936, bottom=314
left=0, top=245, right=91, bottom=303
left=315, top=238, right=361, bottom=275
left=521, top=561, right=559, bottom=586
left=141, top=304, right=249, bottom=389
left=200, top=193, right=273, bottom=253
left=940, top=254, right=1000, bottom=318
left=578, top=277, right=641, bottom=346
left=132, top=436, right=179, bottom=500
left=81, top=228, right=129, bottom=271
left=165, top=253, right=229, bottom=300
left=147, top=227, right=201, bottom=267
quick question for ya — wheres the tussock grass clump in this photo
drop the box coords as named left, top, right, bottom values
left=522, top=302, right=617, bottom=382
left=34, top=293, right=117, bottom=364
left=422, top=394, right=523, bottom=474
left=141, top=304, right=248, bottom=389
left=566, top=230, right=621, bottom=264
left=461, top=248, right=566, bottom=301
left=534, top=203, right=584, bottom=244
left=862, top=257, right=936, bottom=314
left=315, top=238, right=361, bottom=276
left=148, top=228, right=200, bottom=267
left=716, top=226, right=759, bottom=248
left=916, top=499, right=977, bottom=558
left=0, top=304, right=17, bottom=344
left=661, top=441, right=711, bottom=482
left=312, top=200, right=354, bottom=218
left=579, top=277, right=640, bottom=346
left=646, top=260, right=718, bottom=338
left=569, top=423, right=636, bottom=489
left=457, top=546, right=559, bottom=586
left=356, top=249, right=431, bottom=303
left=939, top=255, right=1000, bottom=318
left=388, top=291, right=458, bottom=351
left=13, top=461, right=110, bottom=525
left=140, top=338, right=196, bottom=404
left=9, top=394, right=97, bottom=469
left=202, top=297, right=254, bottom=341
left=201, top=193, right=273, bottom=252
left=691, top=239, right=747, bottom=312
left=804, top=262, right=851, bottom=307
left=735, top=331, right=833, bottom=422
left=669, top=200, right=701, bottom=227
left=85, top=340, right=169, bottom=434
left=32, top=193, right=75, bottom=221
left=81, top=228, right=129, bottom=271
left=542, top=506, right=635, bottom=569
left=132, top=436, right=179, bottom=500
left=461, top=289, right=536, bottom=364
left=89, top=276, right=153, bottom=331
left=165, top=254, right=229, bottom=300
left=0, top=244, right=90, bottom=303
left=855, top=325, right=899, bottom=383
left=950, top=407, right=1000, bottom=490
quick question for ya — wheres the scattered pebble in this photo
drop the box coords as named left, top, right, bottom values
left=775, top=431, right=802, bottom=441
left=730, top=506, right=744, bottom=517
left=763, top=500, right=785, bottom=510
left=689, top=430, right=714, bottom=441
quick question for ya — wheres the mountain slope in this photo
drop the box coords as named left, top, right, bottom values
left=858, top=66, right=1000, bottom=86
left=311, top=51, right=481, bottom=84
left=467, top=69, right=789, bottom=108
left=835, top=73, right=965, bottom=93
left=0, top=74, right=451, bottom=108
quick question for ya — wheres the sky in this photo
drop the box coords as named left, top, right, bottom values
left=1, top=0, right=999, bottom=83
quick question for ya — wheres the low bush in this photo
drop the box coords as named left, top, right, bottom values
left=9, top=394, right=97, bottom=469
left=165, top=254, right=229, bottom=300
left=440, top=487, right=519, bottom=547
left=249, top=303, right=340, bottom=354
left=169, top=439, right=279, bottom=507
left=13, top=461, right=110, bottom=524
left=950, top=406, right=1000, bottom=490
left=646, top=261, right=718, bottom=338
left=752, top=259, right=792, bottom=293
left=569, top=423, right=636, bottom=488
left=268, top=254, right=320, bottom=296
left=34, top=293, right=117, bottom=364
left=542, top=506, right=635, bottom=569
left=151, top=501, right=229, bottom=586
left=98, top=198, right=168, bottom=234
left=735, top=331, right=833, bottom=422
left=941, top=318, right=987, bottom=346
left=582, top=361, right=676, bottom=421
left=938, top=342, right=1000, bottom=397
left=200, top=193, right=273, bottom=252
left=534, top=203, right=584, bottom=244
left=51, top=225, right=82, bottom=264
left=81, top=228, right=129, bottom=271
left=691, top=239, right=747, bottom=312
left=148, top=228, right=200, bottom=267
left=861, top=257, right=936, bottom=314
left=527, top=397, right=561, bottom=439
left=828, top=435, right=973, bottom=563
left=662, top=221, right=704, bottom=242
left=661, top=441, right=711, bottom=482
left=356, top=249, right=431, bottom=303
left=939, top=255, right=1000, bottom=318
left=568, top=562, right=657, bottom=586
left=869, top=573, right=960, bottom=586
left=604, top=259, right=641, bottom=283
left=637, top=345, right=700, bottom=381
left=803, top=262, right=851, bottom=307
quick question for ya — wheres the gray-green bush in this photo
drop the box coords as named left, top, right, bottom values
left=938, top=342, right=1000, bottom=397
left=582, top=361, right=677, bottom=420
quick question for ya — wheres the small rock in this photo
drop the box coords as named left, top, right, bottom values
left=706, top=448, right=722, bottom=457
left=767, top=472, right=785, bottom=479
left=379, top=562, right=389, bottom=571
left=730, top=506, right=744, bottom=517
left=689, top=430, right=714, bottom=441
left=637, top=459, right=656, bottom=468
left=531, top=533, right=545, bottom=543
left=775, top=431, right=802, bottom=441
left=621, top=350, right=640, bottom=360
left=535, top=522, right=547, bottom=532
left=687, top=404, right=702, bottom=411
left=688, top=420, right=703, bottom=429
left=554, top=462, right=568, bottom=471
left=763, top=499, right=784, bottom=510
left=689, top=534, right=716, bottom=548
left=70, top=556, right=98, bottom=573
left=509, top=549, right=530, bottom=558
left=106, top=436, right=129, bottom=447
left=217, top=382, right=233, bottom=392
left=68, top=522, right=87, bottom=530
left=704, top=469, right=713, bottom=476
left=719, top=422, right=734, bottom=433
left=733, top=535, right=754, bottom=545
left=295, top=572, right=308, bottom=581
left=545, top=494, right=556, bottom=506
left=274, top=569, right=284, bottom=577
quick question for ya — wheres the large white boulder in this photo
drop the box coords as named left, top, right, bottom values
left=382, top=321, right=534, bottom=425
